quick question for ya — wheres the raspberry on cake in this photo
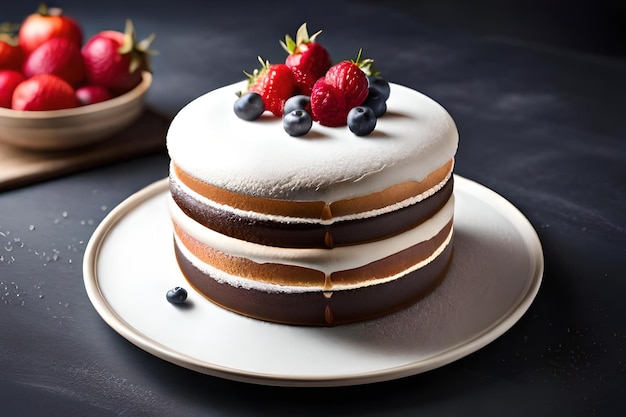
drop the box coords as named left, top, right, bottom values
left=166, top=25, right=459, bottom=326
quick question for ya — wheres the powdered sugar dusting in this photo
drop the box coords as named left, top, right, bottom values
left=167, top=82, right=458, bottom=202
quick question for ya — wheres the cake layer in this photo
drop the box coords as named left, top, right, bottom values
left=170, top=194, right=454, bottom=278
left=171, top=160, right=453, bottom=219
left=174, top=235, right=453, bottom=326
left=170, top=167, right=454, bottom=248
left=166, top=82, right=458, bottom=203
left=174, top=219, right=452, bottom=288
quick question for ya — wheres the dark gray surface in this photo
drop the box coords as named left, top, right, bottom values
left=1, top=1, right=625, bottom=416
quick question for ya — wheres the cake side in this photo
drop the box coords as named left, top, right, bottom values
left=174, top=240, right=453, bottom=326
left=170, top=194, right=454, bottom=285
left=170, top=163, right=454, bottom=248
left=165, top=24, right=459, bottom=325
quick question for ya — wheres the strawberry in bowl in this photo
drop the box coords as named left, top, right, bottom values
left=0, top=70, right=24, bottom=108
left=0, top=5, right=156, bottom=151
left=23, top=37, right=87, bottom=88
left=82, top=19, right=155, bottom=95
left=18, top=4, right=82, bottom=54
left=0, top=70, right=152, bottom=151
left=0, top=24, right=25, bottom=72
left=11, top=73, right=78, bottom=111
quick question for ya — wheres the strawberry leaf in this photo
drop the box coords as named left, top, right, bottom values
left=0, top=22, right=20, bottom=44
left=295, top=23, right=309, bottom=44
left=137, top=32, right=157, bottom=54
left=351, top=49, right=380, bottom=76
left=280, top=35, right=296, bottom=54
left=116, top=19, right=157, bottom=74
left=118, top=19, right=136, bottom=55
left=281, top=23, right=322, bottom=54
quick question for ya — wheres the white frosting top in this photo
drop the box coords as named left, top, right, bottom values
left=167, top=81, right=458, bottom=202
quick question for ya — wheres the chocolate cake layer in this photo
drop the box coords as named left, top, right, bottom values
left=174, top=239, right=453, bottom=326
left=173, top=220, right=453, bottom=287
left=171, top=176, right=454, bottom=249
left=171, top=160, right=454, bottom=218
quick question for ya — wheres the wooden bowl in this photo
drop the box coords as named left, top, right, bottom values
left=0, top=71, right=152, bottom=151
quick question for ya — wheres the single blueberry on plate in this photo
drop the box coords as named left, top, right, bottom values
left=283, top=95, right=311, bottom=115
left=166, top=286, right=188, bottom=304
left=283, top=109, right=312, bottom=137
left=348, top=106, right=377, bottom=136
left=234, top=92, right=265, bottom=121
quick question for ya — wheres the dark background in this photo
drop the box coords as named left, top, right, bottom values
left=1, top=1, right=625, bottom=416
left=6, top=0, right=626, bottom=57
left=363, top=0, right=626, bottom=58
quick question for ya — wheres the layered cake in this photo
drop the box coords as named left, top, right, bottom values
left=166, top=25, right=458, bottom=325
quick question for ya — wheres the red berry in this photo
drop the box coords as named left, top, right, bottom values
left=23, top=37, right=86, bottom=88
left=281, top=24, right=331, bottom=95
left=82, top=20, right=154, bottom=94
left=310, top=58, right=369, bottom=127
left=0, top=69, right=25, bottom=108
left=288, top=66, right=319, bottom=97
left=324, top=60, right=368, bottom=109
left=310, top=78, right=347, bottom=127
left=0, top=33, right=26, bottom=72
left=11, top=73, right=78, bottom=111
left=246, top=58, right=296, bottom=117
left=18, top=4, right=82, bottom=55
left=75, top=85, right=113, bottom=106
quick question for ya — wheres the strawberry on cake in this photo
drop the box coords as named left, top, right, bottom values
left=167, top=24, right=459, bottom=326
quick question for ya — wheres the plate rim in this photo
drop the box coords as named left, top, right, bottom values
left=83, top=175, right=543, bottom=387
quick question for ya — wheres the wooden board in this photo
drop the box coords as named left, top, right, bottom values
left=0, top=109, right=170, bottom=192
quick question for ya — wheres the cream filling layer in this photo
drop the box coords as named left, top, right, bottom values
left=174, top=226, right=453, bottom=294
left=170, top=193, right=454, bottom=274
left=170, top=165, right=452, bottom=225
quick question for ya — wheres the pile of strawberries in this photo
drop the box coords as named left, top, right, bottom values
left=236, top=23, right=390, bottom=136
left=0, top=4, right=154, bottom=111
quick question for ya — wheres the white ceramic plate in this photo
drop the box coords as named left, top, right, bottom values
left=83, top=176, right=543, bottom=387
